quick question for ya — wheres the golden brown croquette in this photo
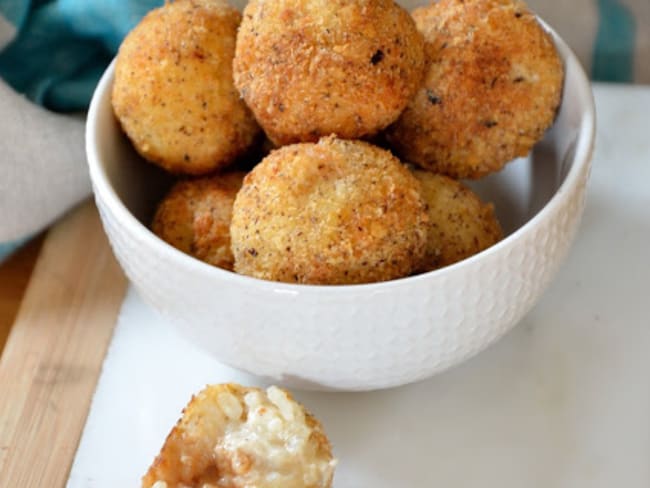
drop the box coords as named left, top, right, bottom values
left=141, top=384, right=336, bottom=488
left=386, top=0, right=564, bottom=179
left=233, top=0, right=425, bottom=146
left=231, top=136, right=428, bottom=285
left=152, top=172, right=245, bottom=270
left=414, top=170, right=502, bottom=271
left=113, top=0, right=260, bottom=175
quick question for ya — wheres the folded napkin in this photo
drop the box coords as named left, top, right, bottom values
left=0, top=0, right=648, bottom=262
left=0, top=0, right=158, bottom=260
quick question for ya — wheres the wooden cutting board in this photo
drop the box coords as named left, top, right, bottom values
left=0, top=200, right=127, bottom=487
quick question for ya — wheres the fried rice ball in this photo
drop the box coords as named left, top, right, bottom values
left=233, top=0, right=425, bottom=146
left=152, top=172, right=245, bottom=270
left=113, top=0, right=260, bottom=175
left=231, top=136, right=428, bottom=285
left=414, top=170, right=503, bottom=271
left=142, top=384, right=336, bottom=488
left=386, top=0, right=564, bottom=179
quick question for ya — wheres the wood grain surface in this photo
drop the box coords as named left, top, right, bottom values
left=0, top=234, right=44, bottom=352
left=0, top=200, right=127, bottom=487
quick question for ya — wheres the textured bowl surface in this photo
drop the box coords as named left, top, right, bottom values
left=86, top=6, right=595, bottom=391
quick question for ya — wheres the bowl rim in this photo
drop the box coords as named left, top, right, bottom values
left=86, top=21, right=595, bottom=296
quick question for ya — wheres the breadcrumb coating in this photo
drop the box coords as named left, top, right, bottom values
left=152, top=172, right=245, bottom=270
left=414, top=170, right=502, bottom=270
left=233, top=0, right=425, bottom=145
left=231, top=136, right=429, bottom=284
left=113, top=0, right=260, bottom=175
left=386, top=0, right=564, bottom=179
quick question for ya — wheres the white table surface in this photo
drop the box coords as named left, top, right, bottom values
left=67, top=83, right=650, bottom=488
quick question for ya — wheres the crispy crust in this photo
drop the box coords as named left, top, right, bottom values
left=141, top=384, right=334, bottom=488
left=386, top=0, right=564, bottom=179
left=231, top=136, right=429, bottom=284
left=233, top=0, right=425, bottom=145
left=113, top=0, right=260, bottom=175
left=414, top=170, right=502, bottom=270
left=152, top=172, right=245, bottom=270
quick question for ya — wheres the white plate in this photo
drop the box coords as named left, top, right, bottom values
left=69, top=84, right=650, bottom=487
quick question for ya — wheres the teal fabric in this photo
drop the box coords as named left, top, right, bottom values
left=0, top=0, right=160, bottom=111
left=592, top=0, right=636, bottom=82
left=0, top=0, right=30, bottom=27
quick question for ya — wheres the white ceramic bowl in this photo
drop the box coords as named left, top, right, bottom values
left=86, top=13, right=595, bottom=391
